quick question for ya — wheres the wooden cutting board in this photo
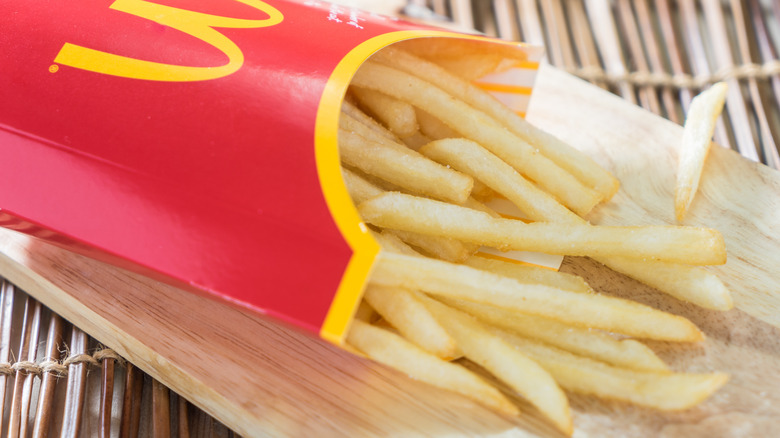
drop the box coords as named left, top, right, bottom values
left=1, top=65, right=779, bottom=437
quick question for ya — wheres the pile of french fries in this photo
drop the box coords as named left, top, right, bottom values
left=340, top=40, right=730, bottom=435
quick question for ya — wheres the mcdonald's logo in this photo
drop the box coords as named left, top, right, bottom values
left=52, top=0, right=284, bottom=81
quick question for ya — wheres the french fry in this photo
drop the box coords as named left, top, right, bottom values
left=462, top=197, right=501, bottom=218
left=341, top=167, right=383, bottom=204
left=340, top=112, right=405, bottom=151
left=353, top=300, right=377, bottom=323
left=494, top=329, right=729, bottom=411
left=359, top=192, right=726, bottom=265
left=399, top=131, right=431, bottom=151
left=463, top=254, right=593, bottom=294
left=415, top=107, right=460, bottom=140
left=598, top=256, right=734, bottom=311
left=371, top=230, right=420, bottom=256
left=675, top=82, right=728, bottom=222
left=363, top=285, right=457, bottom=359
left=350, top=61, right=603, bottom=216
left=371, top=252, right=704, bottom=342
left=338, top=130, right=473, bottom=204
left=341, top=99, right=398, bottom=141
left=383, top=229, right=476, bottom=263
left=346, top=320, right=519, bottom=416
left=420, top=138, right=581, bottom=223
left=396, top=38, right=529, bottom=73
left=431, top=55, right=521, bottom=82
left=371, top=46, right=620, bottom=200
left=441, top=297, right=669, bottom=372
left=469, top=178, right=498, bottom=201
left=350, top=87, right=419, bottom=138
left=341, top=169, right=477, bottom=262
left=417, top=294, right=573, bottom=435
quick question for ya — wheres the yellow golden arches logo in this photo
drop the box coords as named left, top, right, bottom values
left=52, top=0, right=283, bottom=82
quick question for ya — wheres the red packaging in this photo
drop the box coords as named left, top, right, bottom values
left=0, top=0, right=543, bottom=344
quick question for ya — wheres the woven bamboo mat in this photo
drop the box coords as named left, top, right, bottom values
left=0, top=279, right=238, bottom=437
left=4, top=1, right=778, bottom=436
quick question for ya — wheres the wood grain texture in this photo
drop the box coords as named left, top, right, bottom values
left=0, top=66, right=778, bottom=437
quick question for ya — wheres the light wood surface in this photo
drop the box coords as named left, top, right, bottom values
left=1, top=65, right=779, bottom=437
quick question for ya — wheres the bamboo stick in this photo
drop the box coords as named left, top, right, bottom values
left=539, top=0, right=577, bottom=69
left=492, top=0, right=521, bottom=41
left=654, top=0, right=695, bottom=118
left=584, top=0, right=637, bottom=101
left=60, top=328, right=89, bottom=438
left=567, top=0, right=609, bottom=89
left=0, top=281, right=16, bottom=426
left=7, top=297, right=42, bottom=438
left=152, top=380, right=171, bottom=438
left=634, top=0, right=682, bottom=122
left=514, top=0, right=547, bottom=48
left=732, top=0, right=780, bottom=168
left=31, top=313, right=64, bottom=438
left=701, top=0, right=760, bottom=161
left=99, top=352, right=116, bottom=438
left=119, top=362, right=144, bottom=438
left=615, top=0, right=662, bottom=114
left=678, top=0, right=734, bottom=149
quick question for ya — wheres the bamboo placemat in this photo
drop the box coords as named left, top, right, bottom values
left=0, top=279, right=238, bottom=437
left=402, top=0, right=780, bottom=169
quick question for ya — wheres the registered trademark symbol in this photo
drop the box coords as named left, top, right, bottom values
left=49, top=65, right=59, bottom=73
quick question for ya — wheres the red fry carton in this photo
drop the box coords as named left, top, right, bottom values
left=0, top=0, right=543, bottom=344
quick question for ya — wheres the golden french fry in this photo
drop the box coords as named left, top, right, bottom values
left=344, top=165, right=406, bottom=193
left=341, top=99, right=398, bottom=141
left=359, top=192, right=727, bottom=265
left=353, top=300, right=377, bottom=323
left=462, top=197, right=501, bottom=218
left=340, top=111, right=393, bottom=144
left=346, top=320, right=519, bottom=416
left=338, top=130, right=473, bottom=204
left=351, top=87, right=419, bottom=138
left=371, top=230, right=420, bottom=256
left=415, top=107, right=460, bottom=140
left=399, top=130, right=431, bottom=151
left=373, top=46, right=620, bottom=200
left=384, top=229, right=476, bottom=263
left=350, top=62, right=603, bottom=216
left=494, top=329, right=728, bottom=411
left=675, top=82, right=728, bottom=222
left=374, top=229, right=476, bottom=267
left=463, top=254, right=593, bottom=293
left=599, top=256, right=733, bottom=311
left=363, top=285, right=457, bottom=359
left=442, top=297, right=669, bottom=372
left=470, top=178, right=498, bottom=201
left=342, top=169, right=477, bottom=262
left=372, top=252, right=704, bottom=342
left=341, top=167, right=383, bottom=204
left=417, top=294, right=573, bottom=435
left=396, top=38, right=529, bottom=71
left=420, top=138, right=581, bottom=223
left=431, top=55, right=521, bottom=81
